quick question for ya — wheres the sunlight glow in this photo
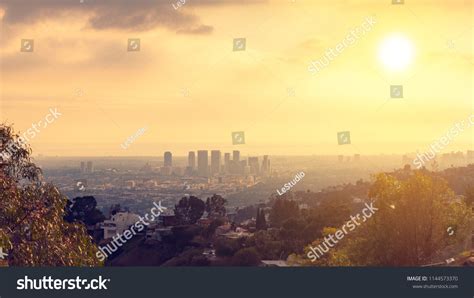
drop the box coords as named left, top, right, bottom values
left=378, top=34, right=415, bottom=71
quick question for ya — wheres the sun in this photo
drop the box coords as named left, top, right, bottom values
left=378, top=34, right=415, bottom=71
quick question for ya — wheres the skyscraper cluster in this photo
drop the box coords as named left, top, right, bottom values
left=160, top=150, right=271, bottom=177
left=80, top=161, right=94, bottom=174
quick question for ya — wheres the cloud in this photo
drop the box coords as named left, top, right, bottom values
left=0, top=0, right=264, bottom=33
left=176, top=24, right=213, bottom=35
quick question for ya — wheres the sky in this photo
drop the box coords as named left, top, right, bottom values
left=0, top=0, right=472, bottom=156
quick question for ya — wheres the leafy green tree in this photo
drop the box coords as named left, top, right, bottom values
left=0, top=125, right=41, bottom=183
left=0, top=125, right=101, bottom=266
left=291, top=171, right=472, bottom=267
left=65, top=196, right=105, bottom=226
left=174, top=196, right=205, bottom=225
left=289, top=227, right=352, bottom=266
left=353, top=172, right=472, bottom=266
left=205, top=194, right=227, bottom=219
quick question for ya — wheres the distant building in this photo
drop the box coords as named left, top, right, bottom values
left=86, top=161, right=93, bottom=173
left=160, top=166, right=172, bottom=176
left=188, top=151, right=196, bottom=169
left=164, top=151, right=172, bottom=167
left=80, top=162, right=85, bottom=173
left=248, top=157, right=260, bottom=174
left=210, top=150, right=221, bottom=175
left=238, top=160, right=247, bottom=175
left=244, top=165, right=251, bottom=175
left=233, top=150, right=240, bottom=162
left=224, top=153, right=231, bottom=172
left=124, top=180, right=136, bottom=189
left=172, top=166, right=184, bottom=176
left=261, top=155, right=270, bottom=175
left=197, top=150, right=209, bottom=177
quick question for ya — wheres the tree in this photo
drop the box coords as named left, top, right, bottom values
left=161, top=248, right=209, bottom=266
left=0, top=124, right=101, bottom=266
left=290, top=171, right=472, bottom=267
left=234, top=205, right=258, bottom=223
left=171, top=225, right=204, bottom=252
left=174, top=196, right=205, bottom=225
left=64, top=196, right=105, bottom=226
left=246, top=230, right=284, bottom=260
left=214, top=238, right=240, bottom=257
left=205, top=218, right=225, bottom=239
left=269, top=199, right=299, bottom=227
left=0, top=125, right=41, bottom=183
left=464, top=185, right=474, bottom=207
left=256, top=208, right=267, bottom=230
left=231, top=248, right=261, bottom=266
left=288, top=227, right=352, bottom=266
left=353, top=172, right=472, bottom=266
left=205, top=194, right=227, bottom=219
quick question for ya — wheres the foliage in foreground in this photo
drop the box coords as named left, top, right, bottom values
left=0, top=124, right=101, bottom=266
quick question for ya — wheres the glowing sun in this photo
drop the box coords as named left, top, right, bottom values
left=378, top=34, right=415, bottom=71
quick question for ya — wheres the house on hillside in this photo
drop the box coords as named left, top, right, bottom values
left=101, top=211, right=140, bottom=239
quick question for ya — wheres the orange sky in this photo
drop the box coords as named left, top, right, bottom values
left=0, top=0, right=472, bottom=156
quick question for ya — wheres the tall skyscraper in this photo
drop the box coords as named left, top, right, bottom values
left=210, top=150, right=221, bottom=175
left=224, top=153, right=231, bottom=173
left=197, top=150, right=209, bottom=177
left=233, top=150, right=240, bottom=162
left=164, top=151, right=172, bottom=167
left=188, top=151, right=196, bottom=169
left=261, top=155, right=270, bottom=175
left=248, top=157, right=260, bottom=174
